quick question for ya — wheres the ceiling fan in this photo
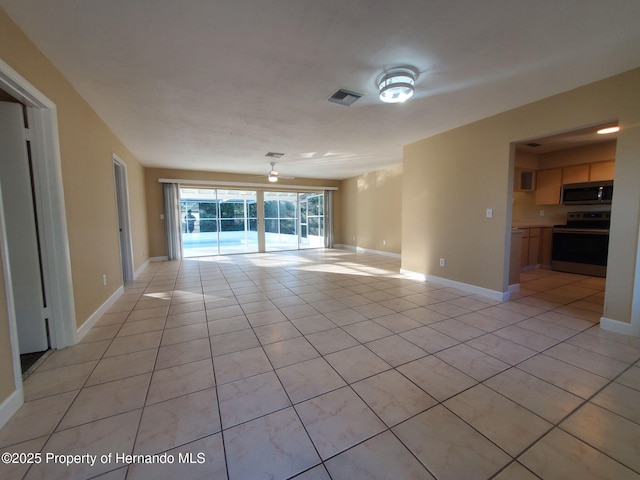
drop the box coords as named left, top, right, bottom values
left=267, top=162, right=294, bottom=183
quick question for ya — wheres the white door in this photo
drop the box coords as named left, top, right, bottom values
left=113, top=158, right=134, bottom=282
left=0, top=101, right=48, bottom=353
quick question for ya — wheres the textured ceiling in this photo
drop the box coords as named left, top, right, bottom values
left=2, top=0, right=639, bottom=180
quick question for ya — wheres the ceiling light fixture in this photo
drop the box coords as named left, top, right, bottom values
left=596, top=126, right=619, bottom=135
left=377, top=66, right=418, bottom=104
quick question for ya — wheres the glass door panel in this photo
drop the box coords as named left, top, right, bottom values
left=218, top=190, right=258, bottom=254
left=299, top=192, right=324, bottom=249
left=264, top=191, right=298, bottom=251
left=181, top=188, right=219, bottom=257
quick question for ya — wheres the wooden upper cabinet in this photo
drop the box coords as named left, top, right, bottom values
left=562, top=164, right=590, bottom=184
left=535, top=168, right=563, bottom=205
left=589, top=161, right=615, bottom=181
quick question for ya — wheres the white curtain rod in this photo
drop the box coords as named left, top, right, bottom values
left=158, top=178, right=338, bottom=191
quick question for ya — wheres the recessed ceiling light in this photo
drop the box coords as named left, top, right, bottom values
left=597, top=126, right=619, bottom=135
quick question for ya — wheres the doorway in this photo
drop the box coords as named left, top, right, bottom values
left=113, top=156, right=134, bottom=282
left=0, top=101, right=49, bottom=371
left=0, top=60, right=76, bottom=417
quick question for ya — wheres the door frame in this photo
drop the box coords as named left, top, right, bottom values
left=113, top=154, right=134, bottom=282
left=0, top=58, right=76, bottom=423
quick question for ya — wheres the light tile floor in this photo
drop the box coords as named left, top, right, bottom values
left=1, top=249, right=640, bottom=479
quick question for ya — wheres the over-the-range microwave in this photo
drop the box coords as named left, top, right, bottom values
left=561, top=180, right=614, bottom=205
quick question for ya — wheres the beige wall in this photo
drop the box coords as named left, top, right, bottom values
left=0, top=8, right=149, bottom=406
left=145, top=168, right=341, bottom=258
left=403, top=68, right=640, bottom=327
left=338, top=165, right=403, bottom=255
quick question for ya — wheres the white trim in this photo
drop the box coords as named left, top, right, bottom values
left=508, top=283, right=520, bottom=294
left=400, top=269, right=510, bottom=301
left=113, top=154, right=135, bottom=282
left=0, top=59, right=55, bottom=109
left=600, top=317, right=640, bottom=337
left=0, top=181, right=23, bottom=422
left=0, top=389, right=23, bottom=430
left=158, top=178, right=338, bottom=191
left=150, top=256, right=169, bottom=262
left=134, top=259, right=151, bottom=279
left=334, top=244, right=401, bottom=259
left=0, top=58, right=76, bottom=350
left=28, top=107, right=76, bottom=349
left=75, top=285, right=124, bottom=343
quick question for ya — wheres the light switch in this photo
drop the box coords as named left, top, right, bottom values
left=485, top=208, right=493, bottom=218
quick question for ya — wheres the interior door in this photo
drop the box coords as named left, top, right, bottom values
left=0, top=101, right=48, bottom=353
left=113, top=159, right=134, bottom=282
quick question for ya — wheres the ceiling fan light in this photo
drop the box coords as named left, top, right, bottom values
left=268, top=174, right=278, bottom=182
left=377, top=66, right=418, bottom=104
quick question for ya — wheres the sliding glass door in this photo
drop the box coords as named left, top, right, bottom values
left=181, top=188, right=257, bottom=257
left=180, top=187, right=325, bottom=257
left=265, top=191, right=324, bottom=252
left=218, top=190, right=258, bottom=255
left=264, top=191, right=298, bottom=252
left=300, top=192, right=324, bottom=249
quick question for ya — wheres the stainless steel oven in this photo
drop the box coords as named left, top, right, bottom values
left=551, top=212, right=610, bottom=277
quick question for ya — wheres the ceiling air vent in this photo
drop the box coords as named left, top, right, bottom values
left=265, top=152, right=285, bottom=158
left=328, top=89, right=363, bottom=106
left=526, top=142, right=542, bottom=148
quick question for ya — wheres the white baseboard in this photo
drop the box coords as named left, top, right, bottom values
left=75, top=285, right=124, bottom=343
left=134, top=259, right=150, bottom=279
left=150, top=256, right=168, bottom=262
left=0, top=388, right=23, bottom=431
left=600, top=317, right=640, bottom=337
left=400, top=269, right=509, bottom=302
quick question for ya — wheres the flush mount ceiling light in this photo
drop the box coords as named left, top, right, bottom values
left=597, top=126, right=619, bottom=135
left=377, top=66, right=419, bottom=103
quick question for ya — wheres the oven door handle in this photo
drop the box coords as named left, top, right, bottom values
left=553, top=228, right=609, bottom=235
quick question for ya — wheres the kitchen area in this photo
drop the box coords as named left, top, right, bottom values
left=509, top=124, right=617, bottom=289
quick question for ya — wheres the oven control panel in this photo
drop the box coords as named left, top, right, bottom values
left=566, top=211, right=610, bottom=223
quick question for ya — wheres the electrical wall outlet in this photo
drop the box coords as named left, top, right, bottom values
left=485, top=208, right=493, bottom=218
left=540, top=210, right=545, bottom=216
left=439, top=258, right=445, bottom=267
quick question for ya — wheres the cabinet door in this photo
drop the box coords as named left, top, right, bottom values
left=535, top=168, right=562, bottom=205
left=527, top=228, right=541, bottom=266
left=514, top=168, right=535, bottom=191
left=589, top=161, right=615, bottom=181
left=562, top=164, right=590, bottom=184
left=540, top=227, right=553, bottom=266
left=520, top=235, right=530, bottom=268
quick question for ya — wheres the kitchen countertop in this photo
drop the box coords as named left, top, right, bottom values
left=511, top=224, right=555, bottom=229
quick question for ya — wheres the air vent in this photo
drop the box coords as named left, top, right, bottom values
left=526, top=142, right=542, bottom=148
left=265, top=152, right=285, bottom=158
left=328, top=89, right=363, bottom=106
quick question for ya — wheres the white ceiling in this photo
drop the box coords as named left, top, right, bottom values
left=2, top=0, right=639, bottom=180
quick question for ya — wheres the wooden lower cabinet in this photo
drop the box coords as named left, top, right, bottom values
left=540, top=227, right=552, bottom=266
left=520, top=227, right=552, bottom=269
